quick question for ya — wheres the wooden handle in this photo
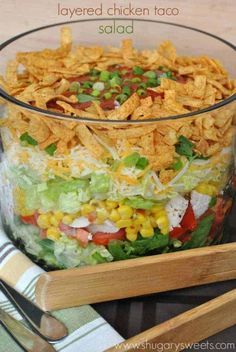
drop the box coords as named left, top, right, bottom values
left=106, top=288, right=236, bottom=352
left=35, top=243, right=236, bottom=311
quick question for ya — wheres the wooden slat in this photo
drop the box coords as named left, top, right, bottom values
left=35, top=243, right=236, bottom=311
left=106, top=288, right=236, bottom=352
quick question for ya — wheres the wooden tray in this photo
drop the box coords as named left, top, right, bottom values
left=106, top=288, right=236, bottom=351
left=35, top=243, right=236, bottom=311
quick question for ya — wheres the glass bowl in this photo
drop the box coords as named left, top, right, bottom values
left=0, top=19, right=235, bottom=270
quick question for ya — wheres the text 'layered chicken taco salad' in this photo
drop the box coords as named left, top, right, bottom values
left=0, top=27, right=235, bottom=269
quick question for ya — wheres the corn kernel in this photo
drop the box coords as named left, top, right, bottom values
left=140, top=227, right=154, bottom=238
left=106, top=200, right=118, bottom=210
left=118, top=205, right=133, bottom=219
left=37, top=214, right=51, bottom=229
left=156, top=216, right=168, bottom=227
left=116, top=219, right=133, bottom=228
left=98, top=201, right=106, bottom=208
left=62, top=215, right=73, bottom=225
left=150, top=216, right=157, bottom=227
left=46, top=227, right=60, bottom=241
left=54, top=211, right=64, bottom=221
left=50, top=215, right=60, bottom=227
left=153, top=209, right=166, bottom=217
left=133, top=213, right=145, bottom=225
left=96, top=209, right=108, bottom=222
left=161, top=227, right=169, bottom=235
left=126, top=232, right=138, bottom=241
left=126, top=226, right=137, bottom=234
left=81, top=204, right=95, bottom=215
left=109, top=209, right=121, bottom=222
left=195, top=183, right=217, bottom=196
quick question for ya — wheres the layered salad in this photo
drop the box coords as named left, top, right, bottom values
left=0, top=27, right=235, bottom=268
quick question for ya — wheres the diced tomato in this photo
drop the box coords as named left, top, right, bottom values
left=130, top=83, right=140, bottom=91
left=136, top=209, right=145, bottom=215
left=67, top=75, right=88, bottom=83
left=100, top=99, right=115, bottom=110
left=92, top=228, right=126, bottom=246
left=63, top=91, right=75, bottom=97
left=180, top=204, right=197, bottom=231
left=72, top=102, right=92, bottom=110
left=21, top=214, right=38, bottom=226
left=59, top=223, right=77, bottom=236
left=147, top=89, right=164, bottom=100
left=75, top=229, right=90, bottom=248
left=170, top=227, right=187, bottom=239
left=176, top=75, right=188, bottom=84
left=46, top=100, right=64, bottom=111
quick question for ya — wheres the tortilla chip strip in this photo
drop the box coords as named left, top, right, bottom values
left=108, top=93, right=140, bottom=120
left=55, top=101, right=98, bottom=118
left=75, top=124, right=105, bottom=157
left=108, top=125, right=156, bottom=139
left=92, top=101, right=106, bottom=118
left=39, top=135, right=60, bottom=150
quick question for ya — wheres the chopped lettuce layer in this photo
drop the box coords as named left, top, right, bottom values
left=6, top=154, right=231, bottom=214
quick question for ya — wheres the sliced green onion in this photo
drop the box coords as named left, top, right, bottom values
left=115, top=94, right=128, bottom=104
left=103, top=92, right=112, bottom=100
left=133, top=66, right=144, bottom=75
left=143, top=71, right=157, bottom=79
left=45, top=143, right=57, bottom=156
left=89, top=68, right=100, bottom=76
left=99, top=70, right=110, bottom=81
left=131, top=77, right=142, bottom=83
left=69, top=81, right=80, bottom=92
left=110, top=71, right=120, bottom=78
left=122, top=86, right=131, bottom=96
left=92, top=81, right=105, bottom=91
left=147, top=78, right=158, bottom=87
left=110, top=76, right=122, bottom=87
left=110, top=88, right=120, bottom=94
left=137, top=89, right=146, bottom=96
left=159, top=71, right=176, bottom=80
left=77, top=94, right=96, bottom=103
left=20, top=132, right=38, bottom=146
left=91, top=89, right=100, bottom=97
left=139, top=82, right=147, bottom=89
left=82, top=81, right=93, bottom=88
left=136, top=157, right=149, bottom=170
left=123, top=152, right=140, bottom=167
left=173, top=239, right=182, bottom=248
left=104, top=81, right=111, bottom=89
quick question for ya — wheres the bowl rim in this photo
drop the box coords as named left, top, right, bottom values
left=0, top=18, right=235, bottom=124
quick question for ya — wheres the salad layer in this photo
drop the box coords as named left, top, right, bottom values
left=0, top=129, right=233, bottom=268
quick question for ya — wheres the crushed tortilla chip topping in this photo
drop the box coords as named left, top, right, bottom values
left=0, top=27, right=235, bottom=173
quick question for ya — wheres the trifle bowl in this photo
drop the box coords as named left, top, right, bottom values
left=0, top=19, right=235, bottom=270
